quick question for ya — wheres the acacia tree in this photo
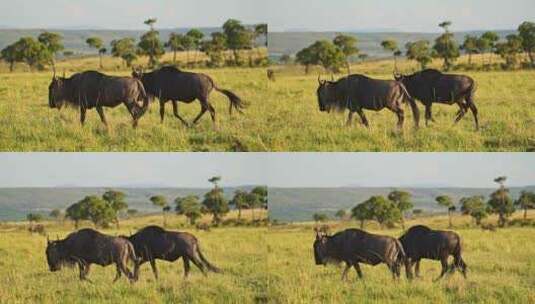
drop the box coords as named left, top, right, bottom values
left=1, top=43, right=21, bottom=72
left=295, top=46, right=315, bottom=74
left=381, top=39, right=400, bottom=71
left=313, top=213, right=328, bottom=223
left=202, top=32, right=227, bottom=67
left=254, top=23, right=268, bottom=64
left=230, top=190, right=249, bottom=220
left=166, top=33, right=185, bottom=64
left=461, top=35, right=479, bottom=65
left=251, top=186, right=268, bottom=209
left=518, top=21, right=535, bottom=66
left=436, top=195, right=455, bottom=227
left=405, top=40, right=433, bottom=69
left=333, top=34, right=359, bottom=73
left=388, top=190, right=413, bottom=229
left=460, top=196, right=487, bottom=226
left=335, top=209, right=347, bottom=220
left=150, top=195, right=169, bottom=227
left=111, top=38, right=137, bottom=67
left=26, top=213, right=43, bottom=230
left=86, top=36, right=105, bottom=68
left=488, top=176, right=515, bottom=227
left=38, top=31, right=64, bottom=72
left=351, top=200, right=374, bottom=229
left=138, top=18, right=165, bottom=67
left=434, top=21, right=460, bottom=71
left=186, top=29, right=204, bottom=66
left=102, top=190, right=128, bottom=229
left=223, top=19, right=253, bottom=65
left=515, top=191, right=535, bottom=220
left=495, top=34, right=523, bottom=69
left=202, top=176, right=229, bottom=224
left=66, top=201, right=85, bottom=229
left=14, top=37, right=49, bottom=71
left=49, top=209, right=62, bottom=224
left=175, top=195, right=202, bottom=225
left=481, top=31, right=499, bottom=64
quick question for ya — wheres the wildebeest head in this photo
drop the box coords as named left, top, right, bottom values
left=131, top=68, right=144, bottom=80
left=313, top=229, right=330, bottom=265
left=45, top=237, right=65, bottom=272
left=48, top=76, right=68, bottom=109
left=316, top=76, right=337, bottom=113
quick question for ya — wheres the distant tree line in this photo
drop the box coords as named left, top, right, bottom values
left=315, top=176, right=535, bottom=229
left=0, top=18, right=268, bottom=72
left=291, top=20, right=535, bottom=73
left=27, top=177, right=268, bottom=230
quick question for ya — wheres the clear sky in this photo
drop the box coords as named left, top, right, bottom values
left=0, top=153, right=533, bottom=188
left=0, top=0, right=532, bottom=31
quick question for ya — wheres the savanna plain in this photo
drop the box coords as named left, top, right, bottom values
left=1, top=54, right=534, bottom=151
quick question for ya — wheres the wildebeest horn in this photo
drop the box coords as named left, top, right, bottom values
left=46, top=235, right=50, bottom=244
left=318, top=75, right=322, bottom=85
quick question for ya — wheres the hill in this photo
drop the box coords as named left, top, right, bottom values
left=0, top=186, right=258, bottom=221
left=269, top=186, right=535, bottom=222
left=268, top=30, right=515, bottom=59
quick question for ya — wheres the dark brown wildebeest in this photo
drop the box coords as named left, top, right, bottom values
left=313, top=228, right=409, bottom=281
left=132, top=66, right=245, bottom=127
left=316, top=74, right=420, bottom=129
left=394, top=69, right=479, bottom=130
left=399, top=225, right=467, bottom=280
left=48, top=70, right=149, bottom=127
left=127, top=225, right=221, bottom=280
left=45, top=228, right=138, bottom=283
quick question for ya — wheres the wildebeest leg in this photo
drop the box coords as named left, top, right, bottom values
left=414, top=260, right=421, bottom=278
left=80, top=263, right=92, bottom=282
left=159, top=100, right=166, bottom=123
left=467, top=100, right=479, bottom=131
left=207, top=103, right=216, bottom=126
left=424, top=104, right=433, bottom=126
left=96, top=106, right=108, bottom=126
left=454, top=101, right=466, bottom=124
left=114, top=264, right=122, bottom=283
left=192, top=106, right=208, bottom=125
left=389, top=106, right=404, bottom=130
left=80, top=107, right=87, bottom=126
left=435, top=256, right=449, bottom=281
left=149, top=259, right=159, bottom=280
left=124, top=101, right=140, bottom=128
left=341, top=262, right=351, bottom=281
left=354, top=263, right=363, bottom=279
left=183, top=257, right=191, bottom=278
left=356, top=109, right=369, bottom=128
left=172, top=101, right=190, bottom=127
left=454, top=255, right=468, bottom=278
left=346, top=111, right=354, bottom=126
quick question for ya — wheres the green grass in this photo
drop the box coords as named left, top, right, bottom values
left=266, top=215, right=535, bottom=304
left=0, top=55, right=534, bottom=151
left=0, top=212, right=268, bottom=304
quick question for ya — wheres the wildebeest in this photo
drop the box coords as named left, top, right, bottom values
left=127, top=225, right=221, bottom=279
left=394, top=69, right=479, bottom=130
left=316, top=74, right=420, bottom=129
left=132, top=66, right=245, bottom=127
left=313, top=228, right=409, bottom=281
left=48, top=70, right=149, bottom=127
left=399, top=225, right=467, bottom=280
left=267, top=69, right=276, bottom=81
left=45, top=228, right=138, bottom=282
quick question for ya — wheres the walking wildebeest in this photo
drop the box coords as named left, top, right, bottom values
left=48, top=70, right=149, bottom=127
left=127, top=225, right=221, bottom=279
left=394, top=69, right=479, bottom=130
left=313, top=228, right=409, bottom=281
left=316, top=74, right=420, bottom=129
left=399, top=225, right=467, bottom=280
left=132, top=66, right=245, bottom=127
left=45, top=229, right=138, bottom=283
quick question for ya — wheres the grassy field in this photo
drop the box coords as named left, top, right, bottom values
left=0, top=211, right=268, bottom=304
left=267, top=214, right=535, bottom=304
left=0, top=54, right=534, bottom=151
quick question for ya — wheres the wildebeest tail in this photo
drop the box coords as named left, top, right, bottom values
left=209, top=76, right=247, bottom=115
left=399, top=82, right=420, bottom=128
left=196, top=243, right=222, bottom=273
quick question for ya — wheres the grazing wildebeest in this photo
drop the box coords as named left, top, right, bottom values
left=127, top=225, right=221, bottom=279
left=45, top=229, right=138, bottom=283
left=48, top=70, right=149, bottom=127
left=313, top=228, right=409, bottom=281
left=399, top=225, right=467, bottom=280
left=394, top=69, right=479, bottom=130
left=132, top=66, right=245, bottom=127
left=316, top=74, right=420, bottom=129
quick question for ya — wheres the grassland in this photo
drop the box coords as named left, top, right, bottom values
left=0, top=53, right=534, bottom=151
left=267, top=214, right=535, bottom=304
left=0, top=211, right=268, bottom=304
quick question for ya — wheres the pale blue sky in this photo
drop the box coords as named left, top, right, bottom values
left=0, top=153, right=533, bottom=188
left=0, top=0, right=533, bottom=31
